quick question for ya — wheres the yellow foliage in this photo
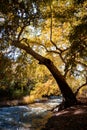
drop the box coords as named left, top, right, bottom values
left=79, top=85, right=87, bottom=97
left=30, top=79, right=60, bottom=100
left=23, top=95, right=35, bottom=104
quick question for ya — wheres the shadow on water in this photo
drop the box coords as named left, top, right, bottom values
left=0, top=96, right=62, bottom=130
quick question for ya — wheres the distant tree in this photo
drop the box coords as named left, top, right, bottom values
left=0, top=53, right=12, bottom=87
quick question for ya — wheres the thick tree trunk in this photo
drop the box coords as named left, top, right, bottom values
left=13, top=41, right=77, bottom=107
left=42, top=59, right=77, bottom=107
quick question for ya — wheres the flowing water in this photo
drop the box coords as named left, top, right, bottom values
left=0, top=96, right=62, bottom=130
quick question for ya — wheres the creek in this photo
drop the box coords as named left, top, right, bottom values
left=0, top=96, right=62, bottom=130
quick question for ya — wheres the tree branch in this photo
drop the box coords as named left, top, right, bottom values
left=75, top=77, right=87, bottom=96
left=49, top=3, right=63, bottom=52
left=75, top=60, right=87, bottom=68
left=49, top=3, right=69, bottom=66
left=17, top=25, right=26, bottom=41
left=11, top=40, right=47, bottom=64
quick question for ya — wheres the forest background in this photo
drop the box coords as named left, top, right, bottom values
left=0, top=0, right=87, bottom=104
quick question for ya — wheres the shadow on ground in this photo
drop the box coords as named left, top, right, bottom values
left=42, top=105, right=87, bottom=130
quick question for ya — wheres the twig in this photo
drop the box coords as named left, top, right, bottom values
left=17, top=25, right=26, bottom=41
left=75, top=77, right=87, bottom=96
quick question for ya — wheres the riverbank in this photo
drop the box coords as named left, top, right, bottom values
left=42, top=104, right=87, bottom=130
left=0, top=97, right=87, bottom=130
left=0, top=96, right=61, bottom=130
left=42, top=97, right=87, bottom=130
left=0, top=97, right=49, bottom=107
left=0, top=96, right=86, bottom=107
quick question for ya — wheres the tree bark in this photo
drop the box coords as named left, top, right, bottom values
left=43, top=59, right=77, bottom=106
left=12, top=41, right=77, bottom=106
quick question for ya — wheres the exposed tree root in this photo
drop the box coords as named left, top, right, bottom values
left=51, top=99, right=83, bottom=112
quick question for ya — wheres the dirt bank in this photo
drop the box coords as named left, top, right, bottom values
left=42, top=100, right=87, bottom=130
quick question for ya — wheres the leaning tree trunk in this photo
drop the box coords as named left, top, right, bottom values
left=42, top=58, right=77, bottom=107
left=13, top=41, right=77, bottom=107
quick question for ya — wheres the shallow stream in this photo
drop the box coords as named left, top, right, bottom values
left=0, top=96, right=62, bottom=130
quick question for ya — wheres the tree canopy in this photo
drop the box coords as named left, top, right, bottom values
left=0, top=0, right=87, bottom=102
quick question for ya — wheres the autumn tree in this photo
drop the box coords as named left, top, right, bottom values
left=0, top=0, right=87, bottom=107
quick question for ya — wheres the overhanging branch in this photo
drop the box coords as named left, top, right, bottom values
left=75, top=77, right=87, bottom=96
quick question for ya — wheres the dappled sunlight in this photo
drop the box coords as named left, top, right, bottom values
left=0, top=0, right=87, bottom=129
left=56, top=110, right=69, bottom=116
left=55, top=105, right=87, bottom=117
left=43, top=105, right=87, bottom=130
left=74, top=109, right=85, bottom=115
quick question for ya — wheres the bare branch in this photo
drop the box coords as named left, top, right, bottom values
left=75, top=77, right=87, bottom=96
left=75, top=83, right=87, bottom=96
left=46, top=50, right=60, bottom=54
left=75, top=60, right=87, bottom=68
left=17, top=25, right=26, bottom=41
left=64, top=68, right=71, bottom=78
left=49, top=3, right=70, bottom=54
left=49, top=3, right=62, bottom=52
